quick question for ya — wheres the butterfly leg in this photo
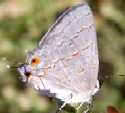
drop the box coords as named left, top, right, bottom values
left=83, top=97, right=93, bottom=113
left=56, top=102, right=67, bottom=113
left=76, top=102, right=84, bottom=111
left=56, top=94, right=73, bottom=113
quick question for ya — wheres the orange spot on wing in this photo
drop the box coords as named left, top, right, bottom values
left=28, top=77, right=38, bottom=85
left=25, top=72, right=33, bottom=78
left=29, top=75, right=34, bottom=80
left=82, top=45, right=90, bottom=51
left=53, top=58, right=64, bottom=63
left=50, top=64, right=55, bottom=68
left=66, top=58, right=72, bottom=62
left=76, top=68, right=84, bottom=74
left=72, top=51, right=78, bottom=56
left=53, top=58, right=60, bottom=63
left=31, top=57, right=40, bottom=66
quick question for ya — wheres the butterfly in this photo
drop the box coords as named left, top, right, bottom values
left=18, top=3, right=99, bottom=113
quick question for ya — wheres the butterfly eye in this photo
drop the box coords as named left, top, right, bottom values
left=25, top=72, right=33, bottom=78
left=31, top=57, right=40, bottom=66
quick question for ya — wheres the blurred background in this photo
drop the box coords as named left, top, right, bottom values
left=0, top=0, right=125, bottom=113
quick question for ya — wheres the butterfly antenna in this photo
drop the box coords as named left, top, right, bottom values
left=6, top=64, right=18, bottom=68
left=2, top=58, right=21, bottom=69
left=2, top=57, right=22, bottom=64
left=56, top=102, right=67, bottom=113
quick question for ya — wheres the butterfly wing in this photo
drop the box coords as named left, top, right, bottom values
left=20, top=3, right=99, bottom=102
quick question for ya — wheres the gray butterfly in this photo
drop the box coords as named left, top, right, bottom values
left=18, top=3, right=99, bottom=113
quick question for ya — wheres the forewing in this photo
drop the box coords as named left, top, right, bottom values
left=29, top=3, right=99, bottom=92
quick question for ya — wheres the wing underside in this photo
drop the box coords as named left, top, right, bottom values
left=30, top=3, right=99, bottom=93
